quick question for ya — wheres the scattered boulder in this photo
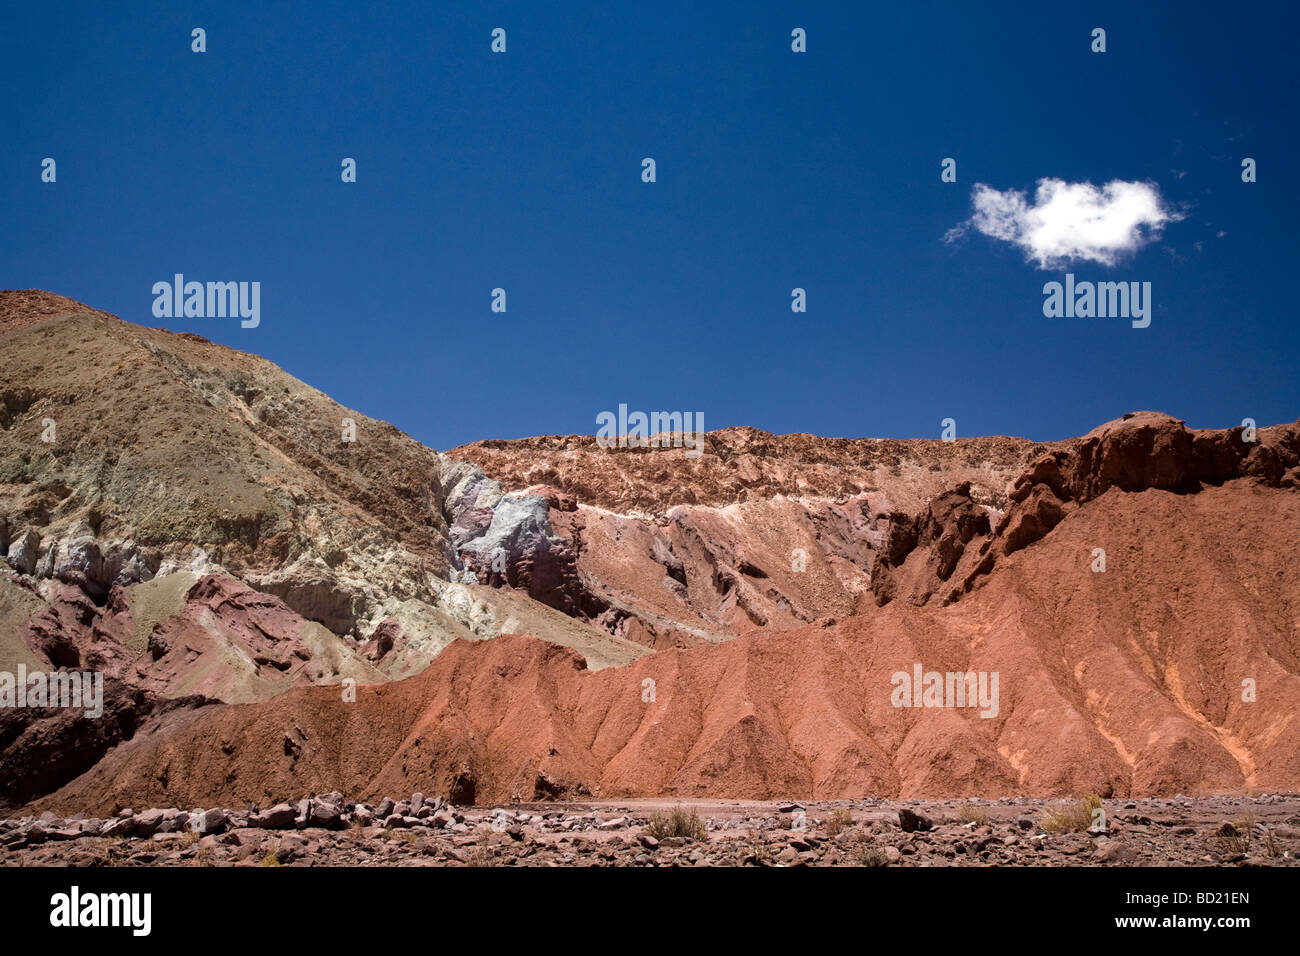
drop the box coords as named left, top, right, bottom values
left=898, top=809, right=934, bottom=833
left=133, top=809, right=165, bottom=838
left=307, top=793, right=345, bottom=830
left=197, top=808, right=228, bottom=834
left=251, top=803, right=297, bottom=829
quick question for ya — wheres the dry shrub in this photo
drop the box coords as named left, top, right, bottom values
left=1039, top=794, right=1103, bottom=833
left=646, top=806, right=708, bottom=842
left=824, top=808, right=854, bottom=837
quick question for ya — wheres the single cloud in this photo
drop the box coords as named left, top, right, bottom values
left=945, top=178, right=1184, bottom=269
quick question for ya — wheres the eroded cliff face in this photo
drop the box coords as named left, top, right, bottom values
left=870, top=411, right=1300, bottom=609
left=449, top=428, right=1044, bottom=645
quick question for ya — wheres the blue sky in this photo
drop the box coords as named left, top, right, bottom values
left=3, top=1, right=1297, bottom=449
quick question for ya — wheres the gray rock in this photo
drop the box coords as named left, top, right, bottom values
left=103, top=540, right=154, bottom=588
left=460, top=495, right=552, bottom=563
left=100, top=817, right=134, bottom=838
left=307, top=798, right=343, bottom=830
left=158, top=809, right=186, bottom=833
left=253, top=803, right=297, bottom=829
left=1093, top=840, right=1134, bottom=864
left=6, top=530, right=41, bottom=575
left=133, top=809, right=166, bottom=838
left=53, top=526, right=104, bottom=591
left=198, top=808, right=228, bottom=835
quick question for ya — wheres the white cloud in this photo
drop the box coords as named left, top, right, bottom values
left=945, top=178, right=1183, bottom=269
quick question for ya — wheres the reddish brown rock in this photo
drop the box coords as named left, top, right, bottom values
left=28, top=462, right=1300, bottom=813
left=999, top=484, right=1068, bottom=556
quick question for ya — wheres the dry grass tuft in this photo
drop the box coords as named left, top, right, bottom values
left=1039, top=794, right=1104, bottom=833
left=646, top=807, right=708, bottom=842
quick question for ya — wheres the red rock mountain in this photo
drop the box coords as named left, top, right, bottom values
left=3, top=292, right=1298, bottom=812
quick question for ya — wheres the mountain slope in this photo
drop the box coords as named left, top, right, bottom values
left=0, top=293, right=642, bottom=707
left=25, top=413, right=1300, bottom=812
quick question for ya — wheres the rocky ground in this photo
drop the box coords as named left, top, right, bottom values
left=3, top=793, right=1297, bottom=867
